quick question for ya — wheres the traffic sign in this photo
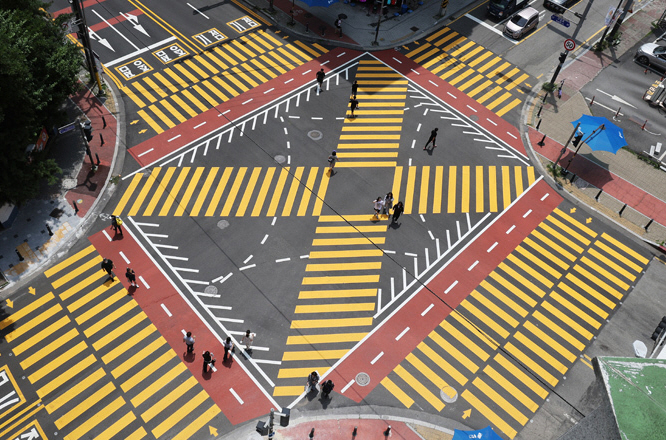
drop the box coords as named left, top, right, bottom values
left=551, top=14, right=571, bottom=28
left=564, top=39, right=576, bottom=51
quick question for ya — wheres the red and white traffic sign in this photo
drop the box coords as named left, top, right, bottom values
left=564, top=38, right=576, bottom=51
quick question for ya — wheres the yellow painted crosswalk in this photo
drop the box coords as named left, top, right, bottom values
left=273, top=214, right=387, bottom=396
left=122, top=30, right=327, bottom=134
left=403, top=28, right=533, bottom=117
left=1, top=245, right=221, bottom=439
left=380, top=209, right=649, bottom=438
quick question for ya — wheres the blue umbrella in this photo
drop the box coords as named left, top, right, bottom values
left=570, top=115, right=627, bottom=154
left=452, top=427, right=503, bottom=440
left=299, top=0, right=338, bottom=7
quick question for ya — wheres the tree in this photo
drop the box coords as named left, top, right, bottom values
left=0, top=0, right=82, bottom=205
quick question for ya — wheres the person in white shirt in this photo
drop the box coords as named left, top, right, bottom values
left=372, top=197, right=384, bottom=219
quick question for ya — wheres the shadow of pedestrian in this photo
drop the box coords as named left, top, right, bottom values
left=112, top=231, right=124, bottom=241
left=222, top=356, right=234, bottom=368
left=305, top=388, right=319, bottom=402
left=389, top=221, right=401, bottom=229
left=126, top=285, right=137, bottom=296
left=183, top=352, right=196, bottom=363
left=319, top=394, right=332, bottom=409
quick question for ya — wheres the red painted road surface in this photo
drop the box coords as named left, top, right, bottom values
left=374, top=50, right=528, bottom=159
left=88, top=228, right=274, bottom=425
left=128, top=47, right=364, bottom=167
left=274, top=419, right=423, bottom=440
left=529, top=126, right=666, bottom=226
left=334, top=179, right=562, bottom=402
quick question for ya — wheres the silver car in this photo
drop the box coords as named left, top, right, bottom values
left=635, top=43, right=666, bottom=71
left=504, top=7, right=539, bottom=39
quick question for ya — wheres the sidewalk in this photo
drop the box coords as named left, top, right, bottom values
left=0, top=82, right=123, bottom=291
left=244, top=0, right=473, bottom=50
left=524, top=0, right=666, bottom=245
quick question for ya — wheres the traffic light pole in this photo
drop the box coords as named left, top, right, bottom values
left=565, top=124, right=605, bottom=171
left=71, top=0, right=103, bottom=93
left=554, top=122, right=581, bottom=170
left=549, top=52, right=567, bottom=86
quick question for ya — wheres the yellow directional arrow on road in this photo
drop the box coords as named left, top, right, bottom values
left=586, top=217, right=592, bottom=224
left=209, top=426, right=218, bottom=436
left=570, top=207, right=576, bottom=213
left=139, top=129, right=147, bottom=134
left=462, top=409, right=472, bottom=419
left=28, top=286, right=35, bottom=295
left=5, top=299, right=13, bottom=308
left=130, top=120, right=140, bottom=125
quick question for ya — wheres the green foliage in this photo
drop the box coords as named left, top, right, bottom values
left=0, top=0, right=82, bottom=205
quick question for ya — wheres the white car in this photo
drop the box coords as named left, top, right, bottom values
left=504, top=7, right=539, bottom=39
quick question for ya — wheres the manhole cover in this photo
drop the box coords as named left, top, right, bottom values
left=440, top=386, right=458, bottom=403
left=204, top=285, right=218, bottom=295
left=355, top=372, right=370, bottom=386
left=217, top=220, right=230, bottom=229
left=308, top=130, right=323, bottom=141
left=274, top=155, right=286, bottom=164
left=574, top=178, right=588, bottom=189
left=469, top=114, right=479, bottom=122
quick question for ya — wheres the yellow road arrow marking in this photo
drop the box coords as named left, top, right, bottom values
left=130, top=120, right=140, bottom=125
left=462, top=408, right=471, bottom=419
left=28, top=286, right=36, bottom=295
left=570, top=207, right=576, bottom=213
left=586, top=217, right=592, bottom=224
left=139, top=129, right=147, bottom=134
left=208, top=426, right=218, bottom=436
left=6, top=299, right=13, bottom=308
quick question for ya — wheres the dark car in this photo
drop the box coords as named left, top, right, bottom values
left=487, top=0, right=527, bottom=20
left=544, top=0, right=575, bottom=14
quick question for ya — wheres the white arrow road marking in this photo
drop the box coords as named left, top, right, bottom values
left=92, top=9, right=139, bottom=50
left=120, top=12, right=150, bottom=36
left=595, top=89, right=637, bottom=108
left=87, top=28, right=115, bottom=52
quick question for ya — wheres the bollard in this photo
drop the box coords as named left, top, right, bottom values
left=645, top=219, right=654, bottom=231
left=96, top=153, right=101, bottom=166
left=102, top=116, right=107, bottom=128
left=535, top=118, right=542, bottom=131
left=619, top=203, right=627, bottom=217
left=16, top=249, right=24, bottom=262
left=641, top=120, right=648, bottom=130
left=309, top=427, right=315, bottom=439
left=73, top=201, right=79, bottom=214
left=536, top=105, right=543, bottom=118
left=352, top=426, right=357, bottom=437
left=385, top=425, right=392, bottom=436
left=589, top=95, right=595, bottom=106
left=100, top=133, right=105, bottom=146
left=46, top=224, right=53, bottom=236
left=614, top=107, right=621, bottom=119
left=537, top=134, right=546, bottom=146
left=569, top=173, right=576, bottom=183
left=305, top=22, right=309, bottom=33
left=595, top=189, right=603, bottom=201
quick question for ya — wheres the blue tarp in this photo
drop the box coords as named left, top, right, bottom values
left=452, top=426, right=503, bottom=440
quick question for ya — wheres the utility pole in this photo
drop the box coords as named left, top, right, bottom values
left=608, top=0, right=634, bottom=40
left=71, top=0, right=103, bottom=92
left=599, top=0, right=625, bottom=45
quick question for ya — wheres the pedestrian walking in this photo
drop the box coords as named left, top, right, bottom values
left=241, top=329, right=255, bottom=353
left=101, top=258, right=115, bottom=280
left=125, top=267, right=139, bottom=288
left=202, top=350, right=216, bottom=373
left=372, top=197, right=384, bottom=219
left=224, top=336, right=235, bottom=361
left=183, top=331, right=195, bottom=354
left=383, top=192, right=394, bottom=216
left=424, top=127, right=438, bottom=150
left=315, top=68, right=325, bottom=93
left=392, top=201, right=404, bottom=223
left=321, top=379, right=335, bottom=398
left=327, top=151, right=338, bottom=175
left=349, top=98, right=359, bottom=117
left=111, top=215, right=123, bottom=236
left=351, top=80, right=358, bottom=98
left=306, top=370, right=320, bottom=393
left=335, top=18, right=342, bottom=37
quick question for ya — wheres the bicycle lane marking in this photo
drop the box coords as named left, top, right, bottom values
left=88, top=225, right=277, bottom=424
left=326, top=178, right=562, bottom=403
left=127, top=47, right=363, bottom=168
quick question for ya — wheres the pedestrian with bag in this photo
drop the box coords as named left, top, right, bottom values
left=383, top=192, right=394, bottom=216
left=183, top=331, right=195, bottom=354
left=224, top=336, right=235, bottom=361
left=111, top=215, right=123, bottom=236
left=327, top=151, right=338, bottom=175
left=392, top=201, right=404, bottom=223
left=306, top=370, right=320, bottom=393
left=203, top=350, right=216, bottom=373
left=241, top=329, right=255, bottom=354
left=125, top=267, right=139, bottom=288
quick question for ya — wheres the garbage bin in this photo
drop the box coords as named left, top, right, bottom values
left=280, top=408, right=290, bottom=427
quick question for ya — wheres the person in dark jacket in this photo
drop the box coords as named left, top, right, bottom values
left=392, top=201, right=404, bottom=223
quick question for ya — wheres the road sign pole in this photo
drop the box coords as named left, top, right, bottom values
left=549, top=52, right=567, bottom=86
left=599, top=0, right=625, bottom=45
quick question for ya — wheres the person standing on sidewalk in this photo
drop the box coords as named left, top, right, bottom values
left=111, top=215, right=123, bottom=236
left=183, top=331, right=195, bottom=354
left=241, top=330, right=255, bottom=354
left=424, top=127, right=438, bottom=150
left=327, top=151, right=338, bottom=175
left=392, top=201, right=404, bottom=223
left=351, top=80, right=358, bottom=98
left=321, top=379, right=334, bottom=398
left=306, top=370, right=320, bottom=393
left=101, top=258, right=116, bottom=281
left=125, top=267, right=139, bottom=288
left=315, top=68, right=325, bottom=93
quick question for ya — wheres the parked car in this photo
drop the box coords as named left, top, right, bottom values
left=543, top=0, right=575, bottom=14
left=635, top=43, right=666, bottom=71
left=487, top=0, right=527, bottom=20
left=504, top=7, right=539, bottom=39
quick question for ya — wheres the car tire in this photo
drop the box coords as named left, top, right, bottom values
left=637, top=56, right=649, bottom=66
